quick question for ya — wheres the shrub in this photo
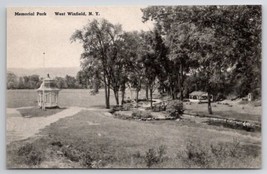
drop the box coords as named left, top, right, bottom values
left=132, top=110, right=152, bottom=119
left=145, top=145, right=167, bottom=168
left=177, top=139, right=260, bottom=168
left=81, top=151, right=94, bottom=168
left=145, top=148, right=158, bottom=167
left=110, top=103, right=133, bottom=113
left=122, top=103, right=133, bottom=111
left=114, top=111, right=133, bottom=120
left=17, top=143, right=44, bottom=166
left=215, top=93, right=226, bottom=101
left=166, top=100, right=183, bottom=118
left=183, top=141, right=210, bottom=167
left=152, top=102, right=166, bottom=112
left=205, top=119, right=260, bottom=132
left=62, top=146, right=81, bottom=162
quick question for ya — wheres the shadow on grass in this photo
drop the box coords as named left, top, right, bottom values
left=17, top=107, right=66, bottom=118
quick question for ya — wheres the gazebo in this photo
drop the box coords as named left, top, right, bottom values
left=37, top=74, right=60, bottom=109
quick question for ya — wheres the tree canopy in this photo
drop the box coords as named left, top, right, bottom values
left=69, top=6, right=261, bottom=112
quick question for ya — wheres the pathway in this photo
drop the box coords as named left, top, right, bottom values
left=6, top=107, right=88, bottom=144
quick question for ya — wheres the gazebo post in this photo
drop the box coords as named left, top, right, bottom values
left=42, top=89, right=45, bottom=110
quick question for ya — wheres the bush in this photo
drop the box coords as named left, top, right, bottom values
left=132, top=110, right=152, bottom=119
left=252, top=88, right=261, bottom=100
left=177, top=139, right=260, bottom=168
left=145, top=148, right=158, bottom=167
left=182, top=141, right=210, bottom=167
left=122, top=103, right=134, bottom=111
left=145, top=145, right=167, bottom=168
left=114, top=111, right=133, bottom=120
left=81, top=151, right=94, bottom=168
left=166, top=100, right=183, bottom=118
left=205, top=119, right=260, bottom=132
left=110, top=103, right=133, bottom=113
left=152, top=102, right=166, bottom=112
left=17, top=143, right=44, bottom=166
left=62, top=146, right=81, bottom=162
left=215, top=93, right=226, bottom=101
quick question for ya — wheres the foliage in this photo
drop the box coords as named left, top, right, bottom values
left=110, top=103, right=133, bottom=113
left=166, top=100, right=183, bottom=118
left=132, top=110, right=152, bottom=119
left=62, top=146, right=81, bottom=162
left=152, top=102, right=166, bottom=112
left=205, top=119, right=260, bottom=132
left=142, top=5, right=261, bottom=113
left=7, top=72, right=84, bottom=89
left=7, top=73, right=42, bottom=89
left=81, top=151, right=94, bottom=168
left=178, top=139, right=260, bottom=168
left=143, top=145, right=167, bottom=167
left=17, top=143, right=44, bottom=166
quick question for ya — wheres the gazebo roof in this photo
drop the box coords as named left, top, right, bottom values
left=37, top=74, right=60, bottom=91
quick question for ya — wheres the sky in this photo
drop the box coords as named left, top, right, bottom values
left=7, top=6, right=154, bottom=69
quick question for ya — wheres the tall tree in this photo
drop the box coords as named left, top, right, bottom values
left=142, top=5, right=261, bottom=113
left=71, top=19, right=123, bottom=108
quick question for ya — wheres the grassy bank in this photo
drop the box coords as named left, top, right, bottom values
left=7, top=110, right=261, bottom=168
left=184, top=102, right=261, bottom=122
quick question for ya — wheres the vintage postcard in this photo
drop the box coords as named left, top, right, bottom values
left=6, top=6, right=261, bottom=168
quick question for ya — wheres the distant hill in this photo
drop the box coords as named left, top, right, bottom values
left=7, top=67, right=81, bottom=78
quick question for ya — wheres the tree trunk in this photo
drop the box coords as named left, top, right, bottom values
left=136, top=89, right=139, bottom=107
left=208, top=92, right=213, bottom=114
left=107, top=85, right=110, bottom=109
left=104, top=77, right=110, bottom=109
left=150, top=87, right=153, bottom=108
left=103, top=73, right=108, bottom=109
left=180, top=63, right=184, bottom=101
left=146, top=85, right=149, bottom=101
left=121, top=88, right=125, bottom=106
left=114, top=89, right=119, bottom=106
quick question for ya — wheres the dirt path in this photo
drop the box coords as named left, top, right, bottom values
left=6, top=107, right=86, bottom=144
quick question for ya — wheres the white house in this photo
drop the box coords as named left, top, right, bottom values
left=189, top=91, right=213, bottom=103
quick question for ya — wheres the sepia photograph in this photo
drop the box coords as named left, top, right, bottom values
left=6, top=5, right=261, bottom=168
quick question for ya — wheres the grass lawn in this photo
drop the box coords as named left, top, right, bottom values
left=7, top=110, right=261, bottom=168
left=7, top=89, right=116, bottom=108
left=17, top=107, right=65, bottom=118
left=6, top=89, right=262, bottom=168
left=184, top=102, right=261, bottom=122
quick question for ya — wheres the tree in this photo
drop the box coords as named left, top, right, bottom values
left=138, top=30, right=168, bottom=107
left=142, top=5, right=261, bottom=114
left=65, top=75, right=77, bottom=89
left=76, top=70, right=91, bottom=89
left=71, top=19, right=124, bottom=108
left=55, top=77, right=67, bottom=89
left=7, top=72, right=18, bottom=89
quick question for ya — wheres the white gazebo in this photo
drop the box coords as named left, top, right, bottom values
left=37, top=74, right=60, bottom=109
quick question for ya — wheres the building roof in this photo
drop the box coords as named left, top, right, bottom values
left=37, top=75, right=60, bottom=91
left=37, top=82, right=60, bottom=91
left=189, top=91, right=207, bottom=96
